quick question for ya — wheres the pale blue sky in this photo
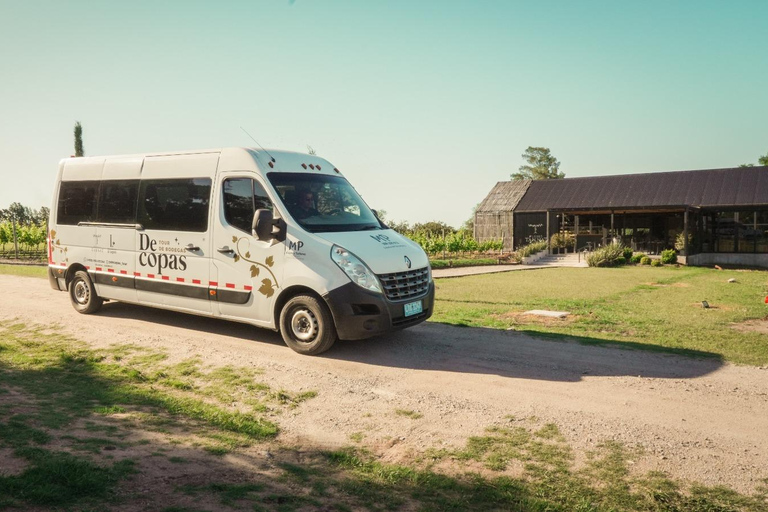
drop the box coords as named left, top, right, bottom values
left=1, top=0, right=766, bottom=227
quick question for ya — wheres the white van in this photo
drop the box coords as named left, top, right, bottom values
left=48, top=148, right=434, bottom=354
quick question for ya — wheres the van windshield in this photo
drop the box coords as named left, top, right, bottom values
left=268, top=173, right=383, bottom=233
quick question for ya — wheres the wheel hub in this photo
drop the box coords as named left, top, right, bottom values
left=74, top=280, right=89, bottom=305
left=291, top=309, right=318, bottom=342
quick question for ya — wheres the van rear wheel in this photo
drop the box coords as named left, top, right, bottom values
left=279, top=295, right=337, bottom=355
left=69, top=270, right=103, bottom=314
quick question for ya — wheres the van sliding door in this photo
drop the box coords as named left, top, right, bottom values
left=135, top=155, right=217, bottom=313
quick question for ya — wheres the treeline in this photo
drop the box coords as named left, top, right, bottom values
left=386, top=220, right=503, bottom=257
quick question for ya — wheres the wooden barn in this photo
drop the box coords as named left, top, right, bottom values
left=474, top=165, right=768, bottom=268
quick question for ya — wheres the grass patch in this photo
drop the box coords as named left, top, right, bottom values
left=0, top=323, right=299, bottom=509
left=0, top=449, right=135, bottom=507
left=394, top=409, right=423, bottom=419
left=0, top=263, right=47, bottom=278
left=433, top=266, right=768, bottom=365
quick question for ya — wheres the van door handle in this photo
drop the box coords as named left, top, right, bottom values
left=185, top=244, right=200, bottom=252
left=217, top=246, right=235, bottom=255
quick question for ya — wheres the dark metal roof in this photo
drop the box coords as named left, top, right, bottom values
left=476, top=180, right=531, bottom=213
left=513, top=166, right=768, bottom=212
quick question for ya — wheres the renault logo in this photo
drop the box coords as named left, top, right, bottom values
left=404, top=255, right=412, bottom=269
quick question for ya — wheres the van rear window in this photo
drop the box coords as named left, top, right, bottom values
left=57, top=181, right=98, bottom=225
left=138, top=178, right=211, bottom=232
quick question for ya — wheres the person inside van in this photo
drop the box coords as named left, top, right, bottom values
left=291, top=189, right=319, bottom=219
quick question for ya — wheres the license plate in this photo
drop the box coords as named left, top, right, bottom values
left=404, top=300, right=423, bottom=317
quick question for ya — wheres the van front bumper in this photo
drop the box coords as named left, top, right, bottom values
left=323, top=281, right=435, bottom=340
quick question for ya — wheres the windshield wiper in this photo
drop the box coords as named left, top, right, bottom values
left=356, top=225, right=381, bottom=231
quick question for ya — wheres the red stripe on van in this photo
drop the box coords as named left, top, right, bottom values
left=85, top=266, right=90, bottom=270
left=225, top=283, right=235, bottom=289
left=244, top=285, right=252, bottom=291
left=209, top=281, right=218, bottom=287
left=176, top=277, right=185, bottom=282
left=134, top=272, right=141, bottom=277
left=95, top=267, right=102, bottom=272
left=192, top=279, right=201, bottom=285
left=120, top=270, right=127, bottom=275
left=161, top=275, right=169, bottom=281
left=147, top=274, right=155, bottom=279
left=107, top=268, right=114, bottom=273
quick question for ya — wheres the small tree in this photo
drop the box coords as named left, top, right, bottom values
left=74, top=121, right=84, bottom=157
left=759, top=152, right=768, bottom=166
left=511, top=146, right=564, bottom=180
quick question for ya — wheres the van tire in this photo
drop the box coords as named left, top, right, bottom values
left=68, top=270, right=103, bottom=314
left=279, top=295, right=337, bottom=355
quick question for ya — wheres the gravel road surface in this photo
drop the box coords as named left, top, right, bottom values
left=3, top=275, right=767, bottom=493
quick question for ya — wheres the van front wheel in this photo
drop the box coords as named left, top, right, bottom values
left=279, top=295, right=337, bottom=355
left=69, top=270, right=103, bottom=314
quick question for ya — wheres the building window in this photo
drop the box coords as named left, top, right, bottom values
left=756, top=211, right=768, bottom=253
left=715, top=212, right=735, bottom=252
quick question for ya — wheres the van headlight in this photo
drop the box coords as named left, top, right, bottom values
left=331, top=245, right=382, bottom=293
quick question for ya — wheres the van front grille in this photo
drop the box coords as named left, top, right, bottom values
left=377, top=267, right=430, bottom=302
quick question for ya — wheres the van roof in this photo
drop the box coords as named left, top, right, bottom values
left=58, top=147, right=342, bottom=181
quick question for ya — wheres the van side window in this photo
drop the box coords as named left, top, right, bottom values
left=98, top=180, right=139, bottom=224
left=138, top=178, right=211, bottom=232
left=223, top=179, right=273, bottom=233
left=57, top=181, right=98, bottom=225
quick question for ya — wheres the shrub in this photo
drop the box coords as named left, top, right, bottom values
left=550, top=232, right=575, bottom=250
left=586, top=244, right=625, bottom=267
left=651, top=259, right=663, bottom=267
left=622, top=247, right=633, bottom=260
left=675, top=232, right=693, bottom=251
left=630, top=253, right=645, bottom=264
left=615, top=256, right=627, bottom=265
left=513, top=241, right=548, bottom=263
left=640, top=256, right=651, bottom=266
left=660, top=249, right=677, bottom=264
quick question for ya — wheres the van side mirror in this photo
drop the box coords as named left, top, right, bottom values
left=253, top=209, right=274, bottom=241
left=253, top=209, right=287, bottom=242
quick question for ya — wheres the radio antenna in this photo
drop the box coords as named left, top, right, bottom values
left=240, top=126, right=275, bottom=162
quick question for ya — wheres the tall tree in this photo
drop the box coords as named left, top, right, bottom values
left=6, top=203, right=33, bottom=224
left=511, top=146, right=564, bottom=180
left=759, top=152, right=768, bottom=166
left=74, top=121, right=84, bottom=157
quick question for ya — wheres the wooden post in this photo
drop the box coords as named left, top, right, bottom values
left=12, top=217, right=19, bottom=260
left=574, top=215, right=579, bottom=252
left=684, top=208, right=689, bottom=257
left=610, top=211, right=615, bottom=242
left=546, top=211, right=551, bottom=255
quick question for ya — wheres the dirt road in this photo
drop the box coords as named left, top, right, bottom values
left=4, top=275, right=768, bottom=493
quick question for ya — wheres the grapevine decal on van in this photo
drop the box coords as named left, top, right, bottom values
left=49, top=230, right=68, bottom=264
left=231, top=235, right=280, bottom=298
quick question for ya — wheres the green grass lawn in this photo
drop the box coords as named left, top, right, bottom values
left=0, top=263, right=47, bottom=278
left=433, top=266, right=768, bottom=366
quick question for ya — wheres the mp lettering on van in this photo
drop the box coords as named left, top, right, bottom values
left=370, top=234, right=405, bottom=249
left=139, top=233, right=187, bottom=274
left=286, top=239, right=307, bottom=259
